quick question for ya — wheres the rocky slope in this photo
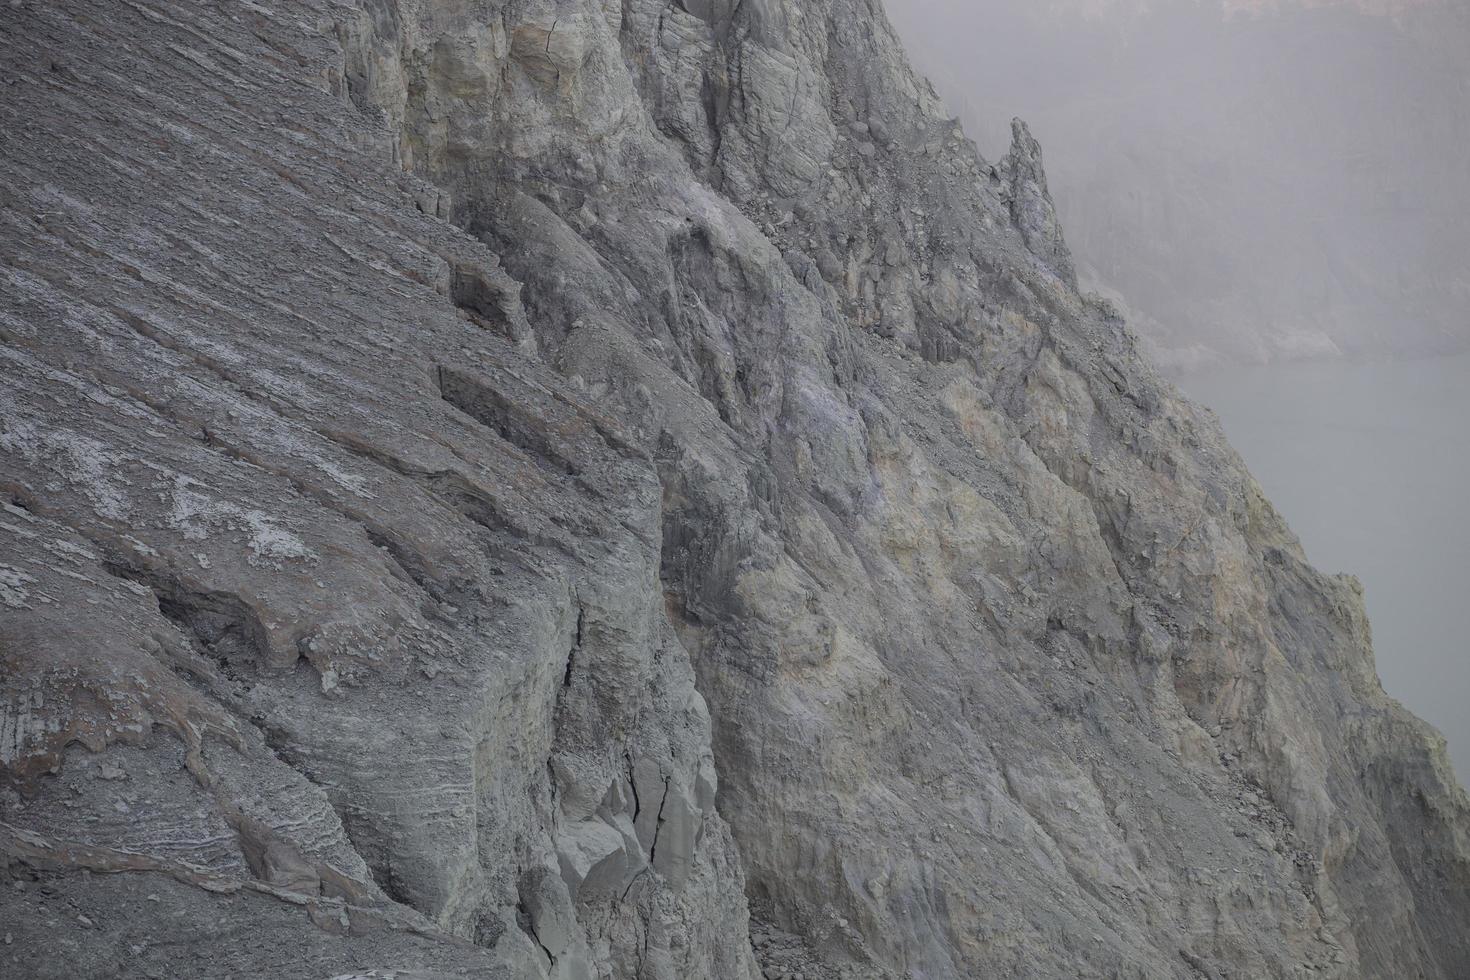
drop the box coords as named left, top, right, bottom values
left=1, top=0, right=1466, bottom=978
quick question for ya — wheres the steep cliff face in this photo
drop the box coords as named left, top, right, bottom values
left=1, top=1, right=1466, bottom=979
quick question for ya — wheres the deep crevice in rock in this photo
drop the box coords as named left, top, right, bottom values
left=435, top=365, right=581, bottom=477
left=100, top=559, right=271, bottom=682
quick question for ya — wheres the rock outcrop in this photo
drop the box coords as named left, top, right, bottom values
left=1, top=1, right=1466, bottom=978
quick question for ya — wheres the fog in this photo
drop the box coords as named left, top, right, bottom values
left=1182, top=355, right=1470, bottom=782
left=883, top=0, right=1470, bottom=777
left=883, top=0, right=1470, bottom=370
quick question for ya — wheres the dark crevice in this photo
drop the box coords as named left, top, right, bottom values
left=425, top=470, right=575, bottom=561
left=450, top=263, right=518, bottom=342
left=361, top=527, right=447, bottom=601
left=536, top=382, right=648, bottom=462
left=620, top=866, right=650, bottom=902
left=364, top=856, right=416, bottom=910
left=245, top=721, right=373, bottom=902
left=435, top=364, right=582, bottom=476
left=317, top=428, right=449, bottom=480
left=0, top=491, right=273, bottom=708
left=701, top=72, right=724, bottom=167
left=1, top=485, right=37, bottom=514
left=101, top=558, right=271, bottom=681
left=564, top=606, right=585, bottom=687
left=916, top=316, right=964, bottom=365
left=516, top=898, right=556, bottom=965
left=625, top=751, right=641, bottom=821
left=317, top=427, right=570, bottom=563
left=647, top=775, right=671, bottom=867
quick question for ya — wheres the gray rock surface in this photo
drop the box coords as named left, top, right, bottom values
left=1, top=0, right=1466, bottom=978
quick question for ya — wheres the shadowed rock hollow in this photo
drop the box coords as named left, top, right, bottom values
left=1, top=1, right=1466, bottom=978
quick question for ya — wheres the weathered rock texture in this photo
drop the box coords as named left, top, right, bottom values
left=1, top=0, right=1466, bottom=978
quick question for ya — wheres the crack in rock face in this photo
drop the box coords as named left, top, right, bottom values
left=1, top=0, right=1468, bottom=978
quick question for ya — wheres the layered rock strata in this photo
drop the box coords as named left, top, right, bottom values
left=1, top=0, right=1466, bottom=978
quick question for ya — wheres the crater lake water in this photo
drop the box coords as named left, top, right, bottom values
left=1179, top=353, right=1470, bottom=783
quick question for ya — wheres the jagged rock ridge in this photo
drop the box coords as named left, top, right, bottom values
left=1, top=1, right=1466, bottom=978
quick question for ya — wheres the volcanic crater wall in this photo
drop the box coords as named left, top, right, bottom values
left=1, top=0, right=1467, bottom=978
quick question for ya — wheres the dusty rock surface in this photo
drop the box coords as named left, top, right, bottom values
left=1, top=0, right=1466, bottom=978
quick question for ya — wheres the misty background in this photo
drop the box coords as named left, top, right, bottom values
left=886, top=0, right=1470, bottom=371
left=884, top=0, right=1470, bottom=777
